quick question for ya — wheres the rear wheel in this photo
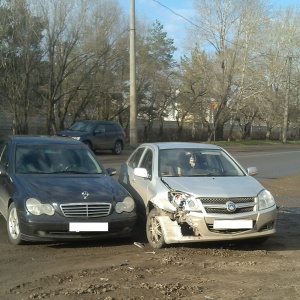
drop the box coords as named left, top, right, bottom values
left=146, top=208, right=166, bottom=249
left=112, top=141, right=123, bottom=155
left=7, top=203, right=23, bottom=245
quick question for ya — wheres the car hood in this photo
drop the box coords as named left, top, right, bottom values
left=56, top=130, right=89, bottom=138
left=16, top=174, right=114, bottom=203
left=162, top=176, right=265, bottom=198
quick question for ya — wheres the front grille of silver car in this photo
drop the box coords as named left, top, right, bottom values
left=205, top=207, right=253, bottom=214
left=60, top=203, right=112, bottom=218
left=198, top=197, right=256, bottom=214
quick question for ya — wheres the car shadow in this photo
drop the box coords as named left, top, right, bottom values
left=24, top=210, right=299, bottom=252
left=179, top=210, right=300, bottom=252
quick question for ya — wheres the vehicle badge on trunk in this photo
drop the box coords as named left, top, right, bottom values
left=82, top=191, right=89, bottom=199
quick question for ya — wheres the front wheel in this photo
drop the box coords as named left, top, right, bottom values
left=146, top=208, right=166, bottom=249
left=112, top=141, right=123, bottom=155
left=7, top=203, right=23, bottom=245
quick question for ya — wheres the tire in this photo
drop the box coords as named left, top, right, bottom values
left=7, top=203, right=23, bottom=245
left=112, top=141, right=123, bottom=155
left=146, top=208, right=166, bottom=249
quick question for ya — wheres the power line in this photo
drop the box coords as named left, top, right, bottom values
left=152, top=0, right=300, bottom=60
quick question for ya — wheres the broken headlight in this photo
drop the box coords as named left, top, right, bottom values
left=169, top=191, right=201, bottom=211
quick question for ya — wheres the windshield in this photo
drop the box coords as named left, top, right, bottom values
left=159, top=148, right=245, bottom=177
left=15, top=144, right=103, bottom=174
left=68, top=121, right=95, bottom=132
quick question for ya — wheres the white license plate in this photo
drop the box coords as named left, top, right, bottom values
left=213, top=219, right=253, bottom=229
left=69, top=222, right=108, bottom=232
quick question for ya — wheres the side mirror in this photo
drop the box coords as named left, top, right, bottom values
left=106, top=167, right=117, bottom=176
left=247, top=167, right=258, bottom=176
left=134, top=167, right=149, bottom=179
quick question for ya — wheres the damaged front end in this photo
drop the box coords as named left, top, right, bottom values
left=150, top=189, right=205, bottom=245
left=168, top=190, right=204, bottom=236
left=148, top=185, right=276, bottom=247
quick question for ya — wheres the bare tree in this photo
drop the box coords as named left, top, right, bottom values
left=31, top=0, right=128, bottom=134
left=0, top=0, right=44, bottom=134
left=174, top=48, right=209, bottom=140
left=189, top=0, right=270, bottom=141
left=257, top=8, right=300, bottom=141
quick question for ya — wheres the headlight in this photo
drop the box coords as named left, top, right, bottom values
left=186, top=198, right=199, bottom=210
left=258, top=190, right=276, bottom=210
left=115, top=197, right=135, bottom=213
left=26, top=198, right=55, bottom=216
left=71, top=136, right=80, bottom=141
left=169, top=191, right=201, bottom=211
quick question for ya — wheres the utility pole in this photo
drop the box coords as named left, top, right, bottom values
left=129, top=0, right=138, bottom=148
left=282, top=56, right=292, bottom=144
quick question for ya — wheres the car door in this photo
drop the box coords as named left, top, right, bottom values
left=104, top=124, right=118, bottom=148
left=93, top=124, right=106, bottom=149
left=93, top=123, right=116, bottom=150
left=119, top=147, right=146, bottom=201
left=130, top=148, right=154, bottom=209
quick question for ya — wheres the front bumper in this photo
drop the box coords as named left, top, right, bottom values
left=157, top=206, right=277, bottom=244
left=18, top=211, right=137, bottom=242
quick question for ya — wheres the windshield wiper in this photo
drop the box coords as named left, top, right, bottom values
left=50, top=170, right=98, bottom=174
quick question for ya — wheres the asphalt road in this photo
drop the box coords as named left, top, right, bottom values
left=226, top=144, right=300, bottom=179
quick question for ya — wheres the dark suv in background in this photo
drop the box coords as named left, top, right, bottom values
left=56, top=120, right=126, bottom=154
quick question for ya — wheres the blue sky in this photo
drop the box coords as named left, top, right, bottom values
left=119, top=0, right=300, bottom=59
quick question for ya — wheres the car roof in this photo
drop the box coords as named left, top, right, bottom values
left=4, top=135, right=82, bottom=146
left=141, top=142, right=222, bottom=150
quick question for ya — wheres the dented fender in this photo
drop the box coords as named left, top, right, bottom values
left=149, top=191, right=177, bottom=213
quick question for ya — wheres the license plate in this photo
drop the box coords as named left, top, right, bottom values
left=69, top=222, right=108, bottom=232
left=213, top=219, right=253, bottom=229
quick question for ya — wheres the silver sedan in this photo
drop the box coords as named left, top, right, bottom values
left=119, top=142, right=277, bottom=249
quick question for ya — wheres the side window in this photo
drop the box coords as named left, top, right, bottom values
left=140, top=149, right=153, bottom=177
left=95, top=124, right=105, bottom=133
left=0, top=143, right=8, bottom=169
left=105, top=124, right=116, bottom=133
left=128, top=148, right=145, bottom=168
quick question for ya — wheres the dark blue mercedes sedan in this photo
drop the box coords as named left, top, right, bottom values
left=0, top=135, right=136, bottom=245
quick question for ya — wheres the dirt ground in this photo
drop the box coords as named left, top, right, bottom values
left=0, top=174, right=300, bottom=300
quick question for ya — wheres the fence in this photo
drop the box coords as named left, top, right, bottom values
left=0, top=113, right=298, bottom=142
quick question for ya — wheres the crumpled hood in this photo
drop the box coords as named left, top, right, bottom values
left=162, top=176, right=265, bottom=198
left=16, top=174, right=114, bottom=203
